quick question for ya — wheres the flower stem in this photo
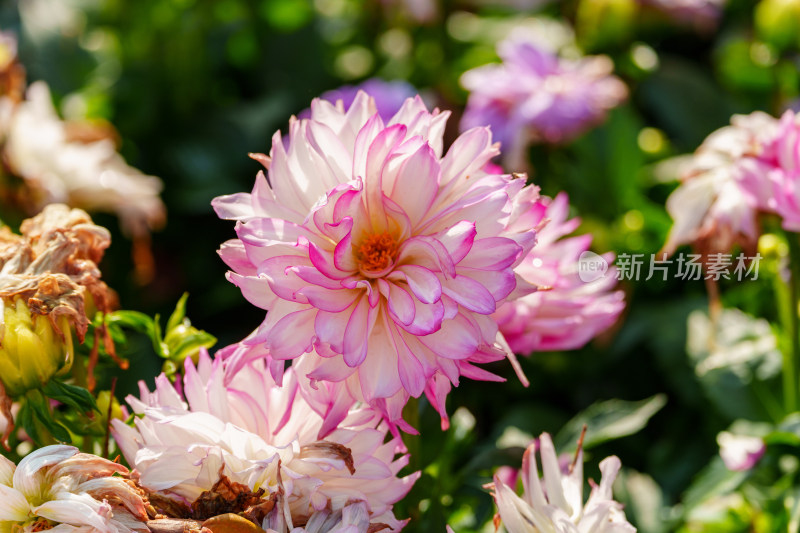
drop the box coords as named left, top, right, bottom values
left=403, top=396, right=421, bottom=470
left=784, top=231, right=800, bottom=413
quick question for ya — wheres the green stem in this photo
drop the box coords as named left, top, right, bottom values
left=403, top=396, right=421, bottom=471
left=785, top=232, right=800, bottom=414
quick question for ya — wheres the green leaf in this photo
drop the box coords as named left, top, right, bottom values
left=43, top=380, right=98, bottom=413
left=169, top=330, right=217, bottom=362
left=614, top=469, right=671, bottom=533
left=166, top=292, right=189, bottom=333
left=29, top=397, right=72, bottom=443
left=680, top=456, right=748, bottom=515
left=554, top=394, right=667, bottom=452
left=686, top=308, right=782, bottom=421
left=106, top=310, right=155, bottom=333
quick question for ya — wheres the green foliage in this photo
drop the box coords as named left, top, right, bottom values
left=107, top=293, right=216, bottom=378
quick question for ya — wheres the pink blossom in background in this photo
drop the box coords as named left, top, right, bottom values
left=641, top=0, right=727, bottom=29
left=302, top=79, right=418, bottom=122
left=112, top=350, right=417, bottom=531
left=495, top=193, right=624, bottom=353
left=460, top=30, right=627, bottom=167
left=755, top=110, right=800, bottom=232
left=490, top=433, right=635, bottom=533
left=213, top=92, right=538, bottom=432
left=662, top=111, right=778, bottom=256
left=717, top=431, right=765, bottom=472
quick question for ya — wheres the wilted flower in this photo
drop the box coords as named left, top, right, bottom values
left=0, top=81, right=165, bottom=238
left=305, top=79, right=418, bottom=123
left=717, top=431, right=766, bottom=471
left=0, top=205, right=116, bottom=446
left=662, top=111, right=778, bottom=257
left=213, top=92, right=537, bottom=431
left=494, top=193, right=624, bottom=353
left=490, top=432, right=635, bottom=533
left=0, top=444, right=150, bottom=532
left=112, top=349, right=417, bottom=531
left=460, top=30, right=627, bottom=167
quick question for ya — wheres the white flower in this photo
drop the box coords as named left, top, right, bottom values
left=0, top=82, right=165, bottom=237
left=491, top=433, right=635, bottom=533
left=112, top=350, right=417, bottom=531
left=0, top=444, right=149, bottom=533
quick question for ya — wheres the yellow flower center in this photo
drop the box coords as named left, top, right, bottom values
left=357, top=232, right=398, bottom=273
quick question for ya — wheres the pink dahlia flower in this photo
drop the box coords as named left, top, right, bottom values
left=494, top=193, right=624, bottom=353
left=491, top=433, right=635, bottom=533
left=662, top=111, right=778, bottom=256
left=460, top=30, right=627, bottom=167
left=213, top=92, right=537, bottom=432
left=112, top=350, right=417, bottom=531
left=0, top=444, right=149, bottom=533
left=757, top=110, right=800, bottom=232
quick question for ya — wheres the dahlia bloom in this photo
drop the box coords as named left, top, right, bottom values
left=0, top=444, right=149, bottom=533
left=717, top=431, right=766, bottom=472
left=662, top=111, right=778, bottom=256
left=460, top=31, right=627, bottom=166
left=213, top=92, right=538, bottom=431
left=0, top=81, right=165, bottom=238
left=757, top=110, right=800, bottom=232
left=494, top=193, right=624, bottom=353
left=264, top=500, right=378, bottom=533
left=491, top=433, right=635, bottom=533
left=304, top=79, right=418, bottom=122
left=111, top=350, right=417, bottom=531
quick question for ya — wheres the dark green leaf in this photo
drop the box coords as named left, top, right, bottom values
left=554, top=394, right=667, bottom=452
left=43, top=380, right=98, bottom=413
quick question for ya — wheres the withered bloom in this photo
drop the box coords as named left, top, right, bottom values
left=0, top=204, right=117, bottom=446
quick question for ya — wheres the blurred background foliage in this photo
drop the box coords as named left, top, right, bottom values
left=2, top=0, right=800, bottom=531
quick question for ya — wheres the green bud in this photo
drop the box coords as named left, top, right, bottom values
left=0, top=297, right=74, bottom=397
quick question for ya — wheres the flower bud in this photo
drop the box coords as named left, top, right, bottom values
left=0, top=297, right=74, bottom=397
left=0, top=205, right=115, bottom=446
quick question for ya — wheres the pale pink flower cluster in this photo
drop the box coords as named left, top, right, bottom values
left=213, top=92, right=538, bottom=432
left=112, top=350, right=417, bottom=532
left=494, top=193, right=625, bottom=354
left=0, top=445, right=149, bottom=533
left=755, top=111, right=800, bottom=232
left=663, top=110, right=800, bottom=255
left=491, top=433, right=635, bottom=533
left=460, top=30, right=627, bottom=167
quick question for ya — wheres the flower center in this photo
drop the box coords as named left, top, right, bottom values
left=29, top=518, right=55, bottom=532
left=357, top=232, right=398, bottom=273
